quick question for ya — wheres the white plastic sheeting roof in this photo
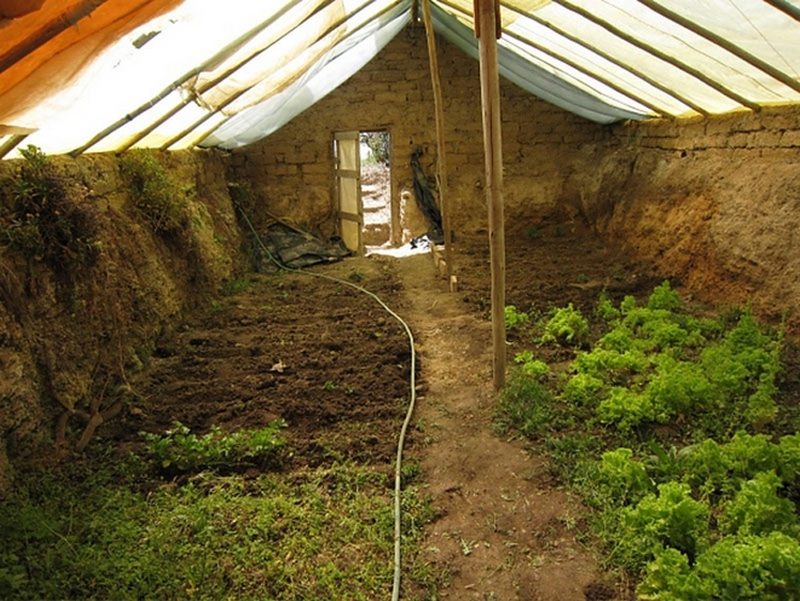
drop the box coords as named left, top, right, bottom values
left=1, top=0, right=799, bottom=158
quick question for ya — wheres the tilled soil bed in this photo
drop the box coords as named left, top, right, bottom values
left=108, top=256, right=412, bottom=470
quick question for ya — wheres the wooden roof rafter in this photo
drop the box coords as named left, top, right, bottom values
left=438, top=0, right=668, bottom=116
left=549, top=0, right=762, bottom=111
left=165, top=0, right=406, bottom=150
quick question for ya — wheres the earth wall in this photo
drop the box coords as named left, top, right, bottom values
left=0, top=149, right=246, bottom=492
left=575, top=106, right=800, bottom=327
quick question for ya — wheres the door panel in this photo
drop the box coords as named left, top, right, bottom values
left=334, top=131, right=361, bottom=253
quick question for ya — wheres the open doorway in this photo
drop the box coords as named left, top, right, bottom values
left=333, top=130, right=392, bottom=254
left=359, top=131, right=392, bottom=249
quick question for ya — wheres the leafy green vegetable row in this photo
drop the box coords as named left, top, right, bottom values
left=500, top=282, right=799, bottom=600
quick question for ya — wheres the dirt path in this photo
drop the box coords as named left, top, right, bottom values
left=394, top=254, right=607, bottom=601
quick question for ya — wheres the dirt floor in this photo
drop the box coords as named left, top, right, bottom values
left=100, top=223, right=798, bottom=600
left=402, top=226, right=664, bottom=601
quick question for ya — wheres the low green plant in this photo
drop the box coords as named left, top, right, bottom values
left=499, top=281, right=797, bottom=598
left=513, top=350, right=549, bottom=379
left=596, top=291, right=621, bottom=321
left=563, top=372, right=605, bottom=406
left=639, top=533, right=800, bottom=601
left=221, top=277, right=253, bottom=296
left=141, top=420, right=286, bottom=473
left=504, top=305, right=530, bottom=331
left=569, top=292, right=780, bottom=434
left=647, top=281, right=682, bottom=312
left=616, top=482, right=710, bottom=570
left=0, top=460, right=444, bottom=600
left=677, top=432, right=790, bottom=499
left=540, top=303, right=588, bottom=345
left=120, top=150, right=189, bottom=233
left=347, top=269, right=365, bottom=283
left=496, top=372, right=554, bottom=437
left=719, top=471, right=798, bottom=537
left=596, top=447, right=653, bottom=506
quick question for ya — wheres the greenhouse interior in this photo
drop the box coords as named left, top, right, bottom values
left=1, top=1, right=800, bottom=599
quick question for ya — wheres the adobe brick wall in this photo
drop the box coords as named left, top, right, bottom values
left=229, top=22, right=800, bottom=325
left=614, top=106, right=800, bottom=152
left=229, top=25, right=612, bottom=239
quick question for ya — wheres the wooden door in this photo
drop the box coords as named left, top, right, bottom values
left=334, top=131, right=362, bottom=254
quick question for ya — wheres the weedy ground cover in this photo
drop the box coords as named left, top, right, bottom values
left=0, top=425, right=441, bottom=600
left=119, top=149, right=190, bottom=234
left=0, top=145, right=101, bottom=273
left=499, top=282, right=800, bottom=600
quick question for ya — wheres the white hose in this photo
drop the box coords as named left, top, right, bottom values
left=236, top=208, right=416, bottom=600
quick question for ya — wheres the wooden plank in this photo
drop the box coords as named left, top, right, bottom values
left=334, top=168, right=361, bottom=179
left=475, top=0, right=506, bottom=391
left=449, top=275, right=459, bottom=292
left=339, top=210, right=363, bottom=223
left=422, top=0, right=455, bottom=283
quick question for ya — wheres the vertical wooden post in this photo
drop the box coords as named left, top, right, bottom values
left=422, top=0, right=454, bottom=283
left=475, top=0, right=506, bottom=390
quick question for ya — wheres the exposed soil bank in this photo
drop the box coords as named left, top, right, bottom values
left=568, top=107, right=800, bottom=332
left=0, top=150, right=246, bottom=492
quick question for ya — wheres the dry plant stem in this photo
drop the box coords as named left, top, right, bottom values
left=54, top=410, right=71, bottom=452
left=75, top=401, right=123, bottom=452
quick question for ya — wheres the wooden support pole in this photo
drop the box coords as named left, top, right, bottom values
left=475, top=0, right=506, bottom=391
left=422, top=0, right=454, bottom=283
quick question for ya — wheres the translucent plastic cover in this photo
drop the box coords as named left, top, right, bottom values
left=1, top=0, right=799, bottom=157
